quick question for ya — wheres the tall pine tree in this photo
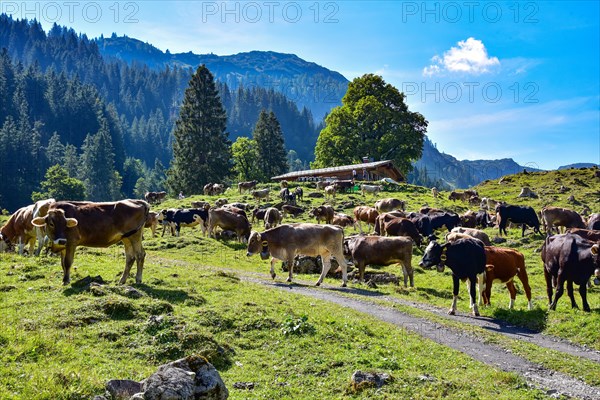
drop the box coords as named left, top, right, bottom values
left=253, top=110, right=288, bottom=180
left=167, top=65, right=230, bottom=194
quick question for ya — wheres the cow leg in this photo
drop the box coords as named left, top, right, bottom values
left=506, top=280, right=517, bottom=309
left=120, top=239, right=136, bottom=285
left=129, top=234, right=145, bottom=285
left=61, top=247, right=75, bottom=285
left=477, top=272, right=485, bottom=306
left=316, top=255, right=332, bottom=286
left=550, top=275, right=566, bottom=311
left=544, top=268, right=554, bottom=307
left=270, top=257, right=277, bottom=280
left=335, top=252, right=348, bottom=287
left=468, top=277, right=480, bottom=316
left=578, top=284, right=591, bottom=312
left=449, top=275, right=460, bottom=315
left=517, top=268, right=533, bottom=310
left=356, top=221, right=363, bottom=234
left=566, top=279, right=578, bottom=309
left=286, top=256, right=294, bottom=283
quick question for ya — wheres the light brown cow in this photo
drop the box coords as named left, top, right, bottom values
left=246, top=223, right=348, bottom=286
left=345, top=235, right=413, bottom=286
left=374, top=198, right=406, bottom=213
left=0, top=204, right=36, bottom=255
left=207, top=208, right=251, bottom=242
left=251, top=188, right=270, bottom=202
left=264, top=207, right=282, bottom=229
left=310, top=205, right=335, bottom=224
left=32, top=198, right=56, bottom=256
left=480, top=246, right=532, bottom=310
left=353, top=206, right=379, bottom=233
left=331, top=213, right=355, bottom=229
left=238, top=180, right=258, bottom=194
left=541, top=206, right=586, bottom=233
left=145, top=211, right=159, bottom=238
left=450, top=227, right=491, bottom=246
left=431, top=187, right=439, bottom=198
left=32, top=200, right=149, bottom=285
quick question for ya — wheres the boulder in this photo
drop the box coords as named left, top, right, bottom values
left=350, top=370, right=392, bottom=392
left=307, top=192, right=324, bottom=198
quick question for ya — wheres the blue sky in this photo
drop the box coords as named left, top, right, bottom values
left=6, top=1, right=598, bottom=169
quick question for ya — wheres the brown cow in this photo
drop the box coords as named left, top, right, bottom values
left=331, top=213, right=355, bottom=229
left=144, top=191, right=167, bottom=204
left=480, top=246, right=532, bottom=310
left=374, top=198, right=406, bottom=213
left=207, top=208, right=251, bottom=242
left=345, top=235, right=413, bottom=286
left=353, top=206, right=379, bottom=234
left=431, top=187, right=439, bottom=198
left=461, top=210, right=477, bottom=228
left=448, top=191, right=469, bottom=201
left=450, top=227, right=491, bottom=246
left=0, top=204, right=36, bottom=255
left=541, top=206, right=586, bottom=234
left=251, top=188, right=270, bottom=202
left=566, top=228, right=600, bottom=242
left=382, top=217, right=423, bottom=247
left=246, top=223, right=348, bottom=286
left=282, top=204, right=304, bottom=218
left=324, top=185, right=336, bottom=201
left=264, top=207, right=282, bottom=229
left=310, top=205, right=335, bottom=224
left=587, top=213, right=600, bottom=230
left=252, top=208, right=267, bottom=224
left=145, top=211, right=159, bottom=238
left=31, top=200, right=149, bottom=285
left=373, top=212, right=406, bottom=235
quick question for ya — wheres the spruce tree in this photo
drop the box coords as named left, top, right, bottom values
left=166, top=65, right=230, bottom=194
left=253, top=110, right=288, bottom=180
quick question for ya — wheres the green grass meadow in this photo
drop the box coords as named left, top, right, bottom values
left=1, top=168, right=599, bottom=399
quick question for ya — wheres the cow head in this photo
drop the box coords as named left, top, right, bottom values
left=420, top=241, right=447, bottom=273
left=31, top=209, right=78, bottom=248
left=591, top=244, right=600, bottom=285
left=0, top=232, right=12, bottom=252
left=246, top=231, right=270, bottom=260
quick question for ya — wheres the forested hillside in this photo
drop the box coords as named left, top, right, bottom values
left=0, top=16, right=321, bottom=210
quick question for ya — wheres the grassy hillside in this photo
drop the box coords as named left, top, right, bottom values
left=0, top=168, right=599, bottom=399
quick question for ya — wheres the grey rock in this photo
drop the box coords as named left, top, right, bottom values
left=351, top=370, right=391, bottom=391
left=105, top=379, right=141, bottom=400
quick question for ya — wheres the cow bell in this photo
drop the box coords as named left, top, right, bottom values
left=260, top=241, right=270, bottom=260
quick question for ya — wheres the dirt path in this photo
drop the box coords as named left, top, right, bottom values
left=227, top=271, right=600, bottom=400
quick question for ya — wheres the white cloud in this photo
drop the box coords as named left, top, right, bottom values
left=423, top=37, right=500, bottom=77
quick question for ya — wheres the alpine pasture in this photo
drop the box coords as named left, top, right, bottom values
left=1, top=168, right=599, bottom=399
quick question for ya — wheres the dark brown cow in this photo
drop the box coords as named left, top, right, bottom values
left=31, top=200, right=149, bottom=285
left=0, top=204, right=36, bottom=255
left=420, top=207, right=444, bottom=214
left=481, top=246, right=532, bottom=310
left=541, top=233, right=600, bottom=312
left=144, top=191, right=167, bottom=204
left=264, top=207, right=282, bottom=229
left=587, top=213, right=600, bottom=230
left=374, top=198, right=406, bottom=213
left=246, top=223, right=348, bottom=286
left=353, top=206, right=379, bottom=233
left=566, top=228, right=600, bottom=242
left=282, top=204, right=304, bottom=218
left=207, top=208, right=251, bottom=242
left=448, top=191, right=469, bottom=201
left=461, top=210, right=477, bottom=228
left=541, top=206, right=586, bottom=234
left=345, top=235, right=413, bottom=286
left=310, top=205, right=335, bottom=224
left=331, top=213, right=355, bottom=229
left=373, top=212, right=406, bottom=235
left=382, top=217, right=423, bottom=247
left=252, top=208, right=267, bottom=224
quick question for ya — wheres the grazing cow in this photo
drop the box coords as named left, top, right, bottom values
left=461, top=210, right=477, bottom=228
left=333, top=180, right=354, bottom=193
left=294, top=187, right=304, bottom=202
left=316, top=181, right=330, bottom=190
left=541, top=206, right=586, bottom=234
left=382, top=217, right=423, bottom=247
left=465, top=189, right=478, bottom=197
left=587, top=213, right=600, bottom=230
left=191, top=201, right=210, bottom=210
left=324, top=185, right=336, bottom=201
left=144, top=191, right=167, bottom=204
left=279, top=188, right=290, bottom=202
left=228, top=202, right=252, bottom=211
left=450, top=227, right=491, bottom=246
left=448, top=191, right=469, bottom=201
left=496, top=204, right=541, bottom=236
left=331, top=213, right=356, bottom=229
left=203, top=183, right=215, bottom=196
left=251, top=188, right=270, bottom=202
left=345, top=235, right=413, bottom=286
left=431, top=187, right=439, bottom=198
left=407, top=213, right=434, bottom=238
left=252, top=208, right=267, bottom=224
left=246, top=223, right=348, bottom=286
left=481, top=246, right=532, bottom=309
left=480, top=197, right=499, bottom=211
left=566, top=228, right=600, bottom=242
left=361, top=184, right=382, bottom=196
left=158, top=208, right=208, bottom=237
left=145, top=211, right=159, bottom=238
left=420, top=238, right=486, bottom=316
left=468, top=195, right=481, bottom=206
left=475, top=211, right=493, bottom=228
left=31, top=198, right=56, bottom=256
left=374, top=198, right=406, bottom=213
left=238, top=180, right=258, bottom=194
left=31, top=200, right=149, bottom=285
left=264, top=207, right=282, bottom=229
left=518, top=187, right=538, bottom=198
left=541, top=233, right=600, bottom=311
left=429, top=212, right=461, bottom=232
left=0, top=204, right=37, bottom=255
left=282, top=204, right=304, bottom=218
left=353, top=206, right=379, bottom=233
left=207, top=208, right=251, bottom=242
left=310, top=205, right=335, bottom=224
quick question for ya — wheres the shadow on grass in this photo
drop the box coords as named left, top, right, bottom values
left=134, top=283, right=191, bottom=303
left=418, top=287, right=453, bottom=300
left=490, top=307, right=548, bottom=333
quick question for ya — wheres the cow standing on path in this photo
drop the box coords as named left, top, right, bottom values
left=246, top=223, right=348, bottom=287
left=32, top=200, right=150, bottom=285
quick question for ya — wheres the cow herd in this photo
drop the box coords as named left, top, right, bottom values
left=1, top=184, right=599, bottom=316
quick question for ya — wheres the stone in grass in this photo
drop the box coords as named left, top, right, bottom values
left=233, top=382, right=256, bottom=390
left=350, top=370, right=392, bottom=392
left=105, top=379, right=141, bottom=399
